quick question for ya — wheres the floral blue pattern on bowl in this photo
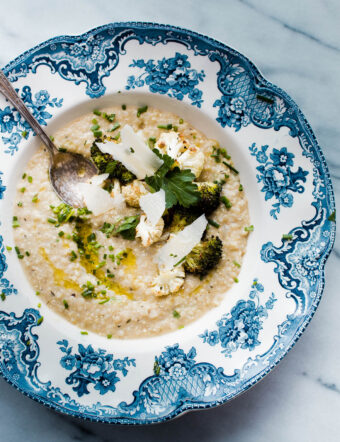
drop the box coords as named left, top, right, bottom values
left=0, top=23, right=336, bottom=424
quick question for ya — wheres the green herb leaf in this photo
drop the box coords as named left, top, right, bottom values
left=173, top=310, right=181, bottom=318
left=145, top=151, right=199, bottom=209
left=137, top=105, right=148, bottom=117
left=328, top=210, right=336, bottom=222
left=207, top=218, right=220, bottom=228
left=220, top=196, right=232, bottom=209
left=157, top=123, right=172, bottom=130
left=115, top=216, right=140, bottom=240
left=244, top=225, right=254, bottom=232
left=282, top=234, right=293, bottom=241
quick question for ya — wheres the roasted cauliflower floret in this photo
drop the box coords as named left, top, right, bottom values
left=156, top=131, right=184, bottom=159
left=135, top=214, right=164, bottom=247
left=177, top=146, right=205, bottom=178
left=151, top=265, right=185, bottom=296
left=121, top=180, right=149, bottom=207
left=110, top=179, right=125, bottom=208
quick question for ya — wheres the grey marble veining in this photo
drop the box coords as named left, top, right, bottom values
left=0, top=0, right=339, bottom=441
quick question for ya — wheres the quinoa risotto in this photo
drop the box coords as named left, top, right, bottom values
left=13, top=105, right=250, bottom=338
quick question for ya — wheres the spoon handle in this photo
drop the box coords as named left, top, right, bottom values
left=0, top=69, right=58, bottom=156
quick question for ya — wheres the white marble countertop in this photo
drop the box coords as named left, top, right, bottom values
left=0, top=0, right=339, bottom=440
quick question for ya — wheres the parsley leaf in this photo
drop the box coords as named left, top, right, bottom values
left=101, top=216, right=140, bottom=240
left=145, top=150, right=199, bottom=208
left=115, top=216, right=140, bottom=240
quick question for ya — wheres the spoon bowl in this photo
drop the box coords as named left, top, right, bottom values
left=0, top=69, right=97, bottom=207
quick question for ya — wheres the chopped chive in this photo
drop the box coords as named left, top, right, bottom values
left=63, top=299, right=69, bottom=309
left=244, top=225, right=254, bottom=232
left=37, top=303, right=41, bottom=308
left=233, top=260, right=241, bottom=268
left=21, top=130, right=28, bottom=138
left=129, top=147, right=134, bottom=153
left=179, top=118, right=184, bottom=124
left=110, top=122, right=120, bottom=132
left=282, top=234, right=293, bottom=241
left=6, top=246, right=12, bottom=251
left=122, top=104, right=126, bottom=110
left=113, top=132, right=121, bottom=141
left=27, top=176, right=33, bottom=183
left=256, top=94, right=274, bottom=104
left=208, top=218, right=220, bottom=228
left=12, top=217, right=20, bottom=228
left=93, top=109, right=101, bottom=116
left=58, top=147, right=67, bottom=152
left=148, top=137, right=156, bottom=148
left=137, top=105, right=148, bottom=117
left=25, top=251, right=30, bottom=256
left=96, top=261, right=105, bottom=269
left=47, top=218, right=57, bottom=224
left=1, top=293, right=6, bottom=301
left=239, top=184, right=244, bottom=191
left=32, top=194, right=39, bottom=203
left=220, top=196, right=232, bottom=209
left=17, top=202, right=23, bottom=207
left=37, top=316, right=44, bottom=325
left=20, top=187, right=26, bottom=193
left=223, top=161, right=239, bottom=174
left=92, top=118, right=98, bottom=125
left=99, top=298, right=110, bottom=305
left=234, top=277, right=239, bottom=283
left=50, top=135, right=55, bottom=142
left=104, top=113, right=115, bottom=122
left=93, top=130, right=103, bottom=138
left=58, top=231, right=64, bottom=237
left=22, top=173, right=27, bottom=179
left=157, top=123, right=172, bottom=130
left=174, top=256, right=186, bottom=267
left=70, top=251, right=77, bottom=261
left=80, top=331, right=88, bottom=335
left=173, top=310, right=181, bottom=318
left=108, top=245, right=114, bottom=251
left=328, top=210, right=336, bottom=222
left=173, top=125, right=178, bottom=132
left=91, top=123, right=100, bottom=131
left=36, top=291, right=40, bottom=296
left=107, top=334, right=112, bottom=339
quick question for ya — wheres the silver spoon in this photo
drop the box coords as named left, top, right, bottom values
left=0, top=69, right=97, bottom=207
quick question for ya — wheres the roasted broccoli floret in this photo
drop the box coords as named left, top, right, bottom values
left=184, top=236, right=222, bottom=276
left=191, top=182, right=222, bottom=214
left=90, top=143, right=111, bottom=173
left=90, top=143, right=135, bottom=185
left=168, top=208, right=198, bottom=233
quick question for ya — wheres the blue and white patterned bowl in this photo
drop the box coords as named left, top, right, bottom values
left=0, top=23, right=336, bottom=424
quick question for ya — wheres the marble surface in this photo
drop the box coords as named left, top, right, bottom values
left=0, top=0, right=339, bottom=440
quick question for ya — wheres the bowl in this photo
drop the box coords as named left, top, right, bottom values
left=0, top=22, right=335, bottom=424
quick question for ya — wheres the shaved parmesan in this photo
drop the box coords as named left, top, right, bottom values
left=139, top=189, right=166, bottom=226
left=156, top=132, right=184, bottom=159
left=97, top=125, right=163, bottom=179
left=155, top=214, right=208, bottom=270
left=89, top=173, right=109, bottom=187
left=77, top=183, right=117, bottom=216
